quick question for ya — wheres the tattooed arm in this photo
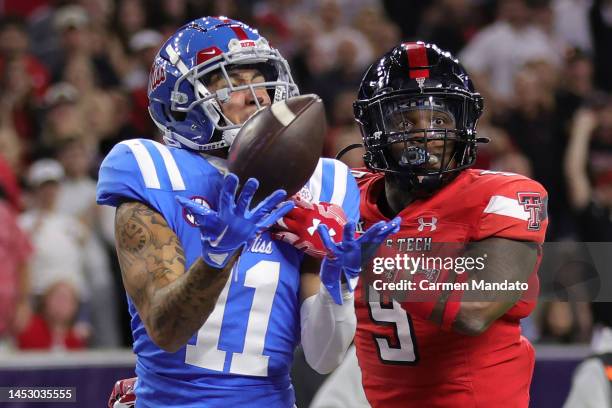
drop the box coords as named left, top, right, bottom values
left=115, top=201, right=237, bottom=353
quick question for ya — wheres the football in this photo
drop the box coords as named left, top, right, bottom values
left=227, top=94, right=326, bottom=203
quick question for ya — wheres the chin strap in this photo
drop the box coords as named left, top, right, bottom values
left=335, top=143, right=364, bottom=161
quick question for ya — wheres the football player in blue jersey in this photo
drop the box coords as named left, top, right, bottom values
left=98, top=17, right=399, bottom=408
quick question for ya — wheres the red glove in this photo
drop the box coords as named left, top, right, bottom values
left=108, top=377, right=137, bottom=408
left=272, top=196, right=348, bottom=258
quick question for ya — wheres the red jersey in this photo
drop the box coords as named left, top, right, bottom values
left=353, top=168, right=548, bottom=408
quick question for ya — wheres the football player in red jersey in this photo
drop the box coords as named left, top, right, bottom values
left=348, top=42, right=549, bottom=407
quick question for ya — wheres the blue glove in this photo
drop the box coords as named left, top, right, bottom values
left=176, top=173, right=294, bottom=268
left=317, top=217, right=401, bottom=304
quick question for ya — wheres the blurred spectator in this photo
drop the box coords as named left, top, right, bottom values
left=499, top=64, right=555, bottom=169
left=288, top=15, right=325, bottom=87
left=565, top=97, right=612, bottom=241
left=352, top=7, right=401, bottom=57
left=555, top=50, right=595, bottom=126
left=0, top=17, right=49, bottom=161
left=0, top=58, right=40, bottom=160
left=0, top=184, right=32, bottom=350
left=564, top=302, right=612, bottom=407
left=113, top=0, right=149, bottom=51
left=18, top=159, right=88, bottom=300
left=124, top=30, right=163, bottom=137
left=539, top=301, right=578, bottom=342
left=418, top=0, right=482, bottom=55
left=79, top=0, right=115, bottom=28
left=324, top=89, right=365, bottom=168
left=17, top=281, right=87, bottom=350
left=553, top=0, right=594, bottom=53
left=473, top=108, right=533, bottom=176
left=310, top=37, right=367, bottom=111
left=39, top=82, right=86, bottom=151
left=149, top=0, right=199, bottom=37
left=590, top=0, right=612, bottom=92
left=55, top=137, right=120, bottom=347
left=459, top=0, right=561, bottom=111
left=312, top=0, right=374, bottom=73
left=123, top=29, right=163, bottom=91
left=0, top=16, right=50, bottom=100
left=381, top=0, right=429, bottom=39
left=94, top=89, right=143, bottom=157
left=550, top=50, right=596, bottom=239
left=0, top=98, right=25, bottom=173
left=51, top=4, right=119, bottom=88
left=530, top=0, right=570, bottom=54
left=498, top=62, right=570, bottom=240
left=254, top=11, right=295, bottom=59
left=254, top=0, right=309, bottom=31
left=0, top=154, right=23, bottom=211
left=0, top=0, right=50, bottom=18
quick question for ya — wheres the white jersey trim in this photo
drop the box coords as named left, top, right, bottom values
left=152, top=142, right=186, bottom=191
left=120, top=140, right=161, bottom=189
left=309, top=159, right=324, bottom=202
left=330, top=161, right=348, bottom=206
left=483, top=195, right=529, bottom=221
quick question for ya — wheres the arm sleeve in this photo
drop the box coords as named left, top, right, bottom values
left=300, top=283, right=356, bottom=374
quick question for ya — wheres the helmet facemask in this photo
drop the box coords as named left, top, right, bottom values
left=357, top=92, right=481, bottom=193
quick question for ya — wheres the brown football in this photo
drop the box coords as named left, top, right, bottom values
left=227, top=94, right=326, bottom=203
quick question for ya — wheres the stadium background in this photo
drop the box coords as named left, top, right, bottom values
left=0, top=0, right=610, bottom=406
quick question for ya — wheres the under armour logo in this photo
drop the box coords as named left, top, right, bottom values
left=307, top=218, right=336, bottom=237
left=417, top=217, right=437, bottom=232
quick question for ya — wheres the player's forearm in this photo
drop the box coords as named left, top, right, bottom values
left=146, top=255, right=237, bottom=352
left=300, top=284, right=356, bottom=374
left=450, top=239, right=538, bottom=335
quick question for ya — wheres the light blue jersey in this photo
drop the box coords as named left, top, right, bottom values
left=96, top=139, right=359, bottom=407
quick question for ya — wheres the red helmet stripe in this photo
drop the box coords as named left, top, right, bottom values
left=219, top=17, right=249, bottom=40
left=404, top=42, right=430, bottom=79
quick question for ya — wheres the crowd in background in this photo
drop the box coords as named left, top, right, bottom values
left=0, top=0, right=610, bottom=351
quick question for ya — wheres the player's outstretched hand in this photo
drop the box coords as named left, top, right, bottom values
left=176, top=173, right=294, bottom=268
left=272, top=196, right=348, bottom=258
left=317, top=217, right=401, bottom=304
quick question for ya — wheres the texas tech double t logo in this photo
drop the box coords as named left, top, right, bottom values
left=517, top=192, right=543, bottom=231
